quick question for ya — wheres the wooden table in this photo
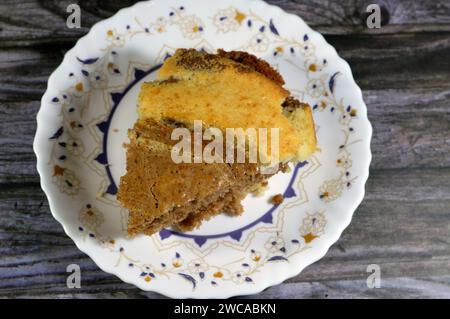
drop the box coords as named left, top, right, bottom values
left=1, top=0, right=449, bottom=299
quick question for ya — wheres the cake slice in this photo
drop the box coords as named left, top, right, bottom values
left=117, top=49, right=317, bottom=236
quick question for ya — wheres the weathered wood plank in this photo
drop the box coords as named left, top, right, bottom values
left=327, top=32, right=450, bottom=90
left=2, top=32, right=450, bottom=102
left=366, top=88, right=450, bottom=170
left=1, top=0, right=450, bottom=48
left=0, top=168, right=449, bottom=298
left=0, top=100, right=38, bottom=184
left=244, top=277, right=450, bottom=299
left=0, top=46, right=62, bottom=102
left=277, top=0, right=450, bottom=34
left=1, top=276, right=449, bottom=299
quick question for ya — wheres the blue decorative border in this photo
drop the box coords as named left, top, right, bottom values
left=95, top=64, right=163, bottom=195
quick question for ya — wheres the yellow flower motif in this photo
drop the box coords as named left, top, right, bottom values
left=53, top=165, right=65, bottom=176
left=88, top=70, right=108, bottom=89
left=306, top=79, right=325, bottom=98
left=336, top=154, right=352, bottom=169
left=105, top=30, right=125, bottom=47
left=213, top=7, right=241, bottom=33
left=303, top=232, right=318, bottom=243
left=66, top=138, right=84, bottom=156
left=172, top=257, right=183, bottom=268
left=180, top=15, right=204, bottom=40
left=213, top=271, right=223, bottom=278
left=152, top=17, right=167, bottom=33
left=75, top=82, right=83, bottom=92
left=300, top=212, right=327, bottom=237
left=309, top=64, right=317, bottom=72
left=234, top=10, right=246, bottom=24
left=52, top=168, right=81, bottom=196
left=251, top=251, right=262, bottom=262
left=69, top=121, right=83, bottom=132
left=144, top=276, right=151, bottom=282
left=319, top=179, right=343, bottom=202
left=79, top=205, right=104, bottom=231
left=72, top=81, right=89, bottom=97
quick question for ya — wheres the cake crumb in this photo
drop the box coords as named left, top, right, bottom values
left=271, top=194, right=284, bottom=205
left=280, top=163, right=291, bottom=173
left=249, top=181, right=269, bottom=197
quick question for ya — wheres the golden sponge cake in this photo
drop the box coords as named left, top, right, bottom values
left=139, top=49, right=315, bottom=161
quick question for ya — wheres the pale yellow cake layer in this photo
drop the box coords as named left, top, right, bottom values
left=283, top=104, right=317, bottom=160
left=138, top=51, right=316, bottom=161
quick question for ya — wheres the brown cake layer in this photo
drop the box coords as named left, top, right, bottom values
left=119, top=118, right=286, bottom=236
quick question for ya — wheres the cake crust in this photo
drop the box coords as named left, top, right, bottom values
left=216, top=49, right=285, bottom=86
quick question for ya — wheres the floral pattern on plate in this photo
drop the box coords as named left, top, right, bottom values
left=34, top=0, right=371, bottom=298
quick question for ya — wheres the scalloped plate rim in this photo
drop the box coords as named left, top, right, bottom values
left=33, top=0, right=372, bottom=298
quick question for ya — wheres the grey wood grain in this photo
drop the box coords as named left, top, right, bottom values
left=2, top=0, right=450, bottom=48
left=0, top=0, right=450, bottom=299
left=1, top=169, right=449, bottom=298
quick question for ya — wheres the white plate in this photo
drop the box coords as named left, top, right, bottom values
left=34, top=0, right=372, bottom=298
